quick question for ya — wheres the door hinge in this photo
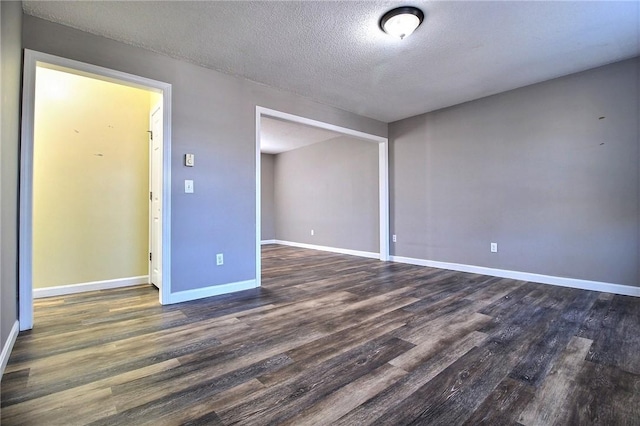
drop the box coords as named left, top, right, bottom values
left=147, top=130, right=153, bottom=140
left=150, top=191, right=152, bottom=201
left=149, top=252, right=152, bottom=262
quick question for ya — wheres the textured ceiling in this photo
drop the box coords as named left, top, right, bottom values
left=23, top=1, right=640, bottom=123
left=260, top=117, right=342, bottom=154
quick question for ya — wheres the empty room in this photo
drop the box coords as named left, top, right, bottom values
left=1, top=1, right=639, bottom=425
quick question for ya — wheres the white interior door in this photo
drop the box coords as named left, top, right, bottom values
left=150, top=105, right=163, bottom=289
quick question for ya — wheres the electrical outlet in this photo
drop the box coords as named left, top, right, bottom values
left=392, top=234, right=397, bottom=243
left=216, top=253, right=224, bottom=265
left=311, top=229, right=314, bottom=236
left=490, top=243, right=498, bottom=253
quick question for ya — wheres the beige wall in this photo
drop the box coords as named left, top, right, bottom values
left=33, top=67, right=152, bottom=289
left=149, top=90, right=162, bottom=112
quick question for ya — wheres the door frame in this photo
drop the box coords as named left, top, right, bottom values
left=255, top=106, right=390, bottom=287
left=19, top=50, right=173, bottom=330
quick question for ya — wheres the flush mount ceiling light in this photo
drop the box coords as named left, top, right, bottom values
left=380, top=6, right=424, bottom=40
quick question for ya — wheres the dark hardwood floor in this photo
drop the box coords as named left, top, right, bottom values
left=2, top=244, right=639, bottom=425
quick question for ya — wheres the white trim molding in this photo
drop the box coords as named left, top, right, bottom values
left=33, top=276, right=149, bottom=299
left=167, top=279, right=258, bottom=304
left=1, top=321, right=19, bottom=377
left=261, top=239, right=277, bottom=245
left=390, top=255, right=640, bottom=297
left=275, top=240, right=380, bottom=260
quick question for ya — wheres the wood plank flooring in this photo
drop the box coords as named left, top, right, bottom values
left=2, top=244, right=639, bottom=425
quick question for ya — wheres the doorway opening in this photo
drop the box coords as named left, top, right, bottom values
left=255, top=107, right=389, bottom=287
left=19, top=50, right=172, bottom=330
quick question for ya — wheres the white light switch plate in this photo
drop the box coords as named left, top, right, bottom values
left=185, top=180, right=194, bottom=193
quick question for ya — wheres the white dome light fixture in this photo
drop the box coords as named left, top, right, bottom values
left=380, top=6, right=424, bottom=40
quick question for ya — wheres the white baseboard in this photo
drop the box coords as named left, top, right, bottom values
left=33, top=276, right=149, bottom=298
left=390, top=255, right=640, bottom=297
left=1, top=321, right=19, bottom=378
left=261, top=239, right=277, bottom=245
left=167, top=279, right=258, bottom=304
left=274, top=240, right=380, bottom=259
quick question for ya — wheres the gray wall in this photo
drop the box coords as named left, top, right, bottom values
left=261, top=153, right=276, bottom=241
left=390, top=58, right=639, bottom=287
left=23, top=15, right=386, bottom=292
left=274, top=136, right=379, bottom=253
left=1, top=1, right=21, bottom=362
